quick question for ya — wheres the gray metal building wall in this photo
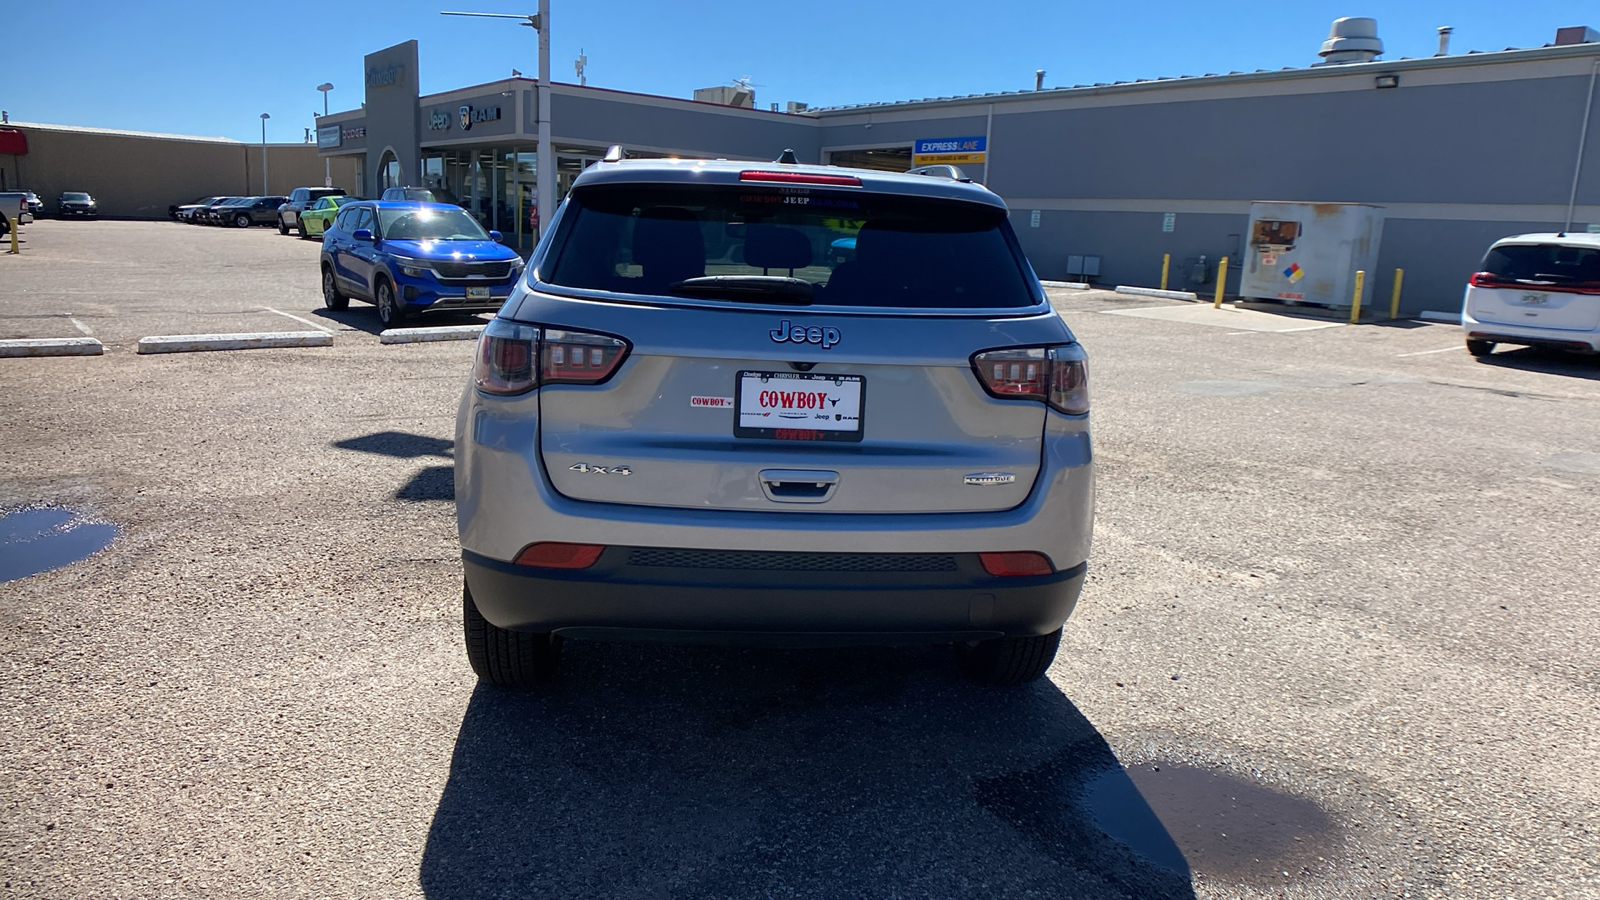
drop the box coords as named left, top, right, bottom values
left=815, top=48, right=1600, bottom=313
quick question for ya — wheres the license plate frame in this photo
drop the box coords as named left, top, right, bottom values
left=465, top=286, right=492, bottom=300
left=734, top=371, right=865, bottom=442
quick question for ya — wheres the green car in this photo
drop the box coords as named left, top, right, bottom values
left=297, top=195, right=356, bottom=239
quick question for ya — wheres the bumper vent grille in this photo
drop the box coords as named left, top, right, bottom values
left=627, top=549, right=959, bottom=573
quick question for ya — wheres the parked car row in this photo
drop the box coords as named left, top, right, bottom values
left=172, top=195, right=289, bottom=227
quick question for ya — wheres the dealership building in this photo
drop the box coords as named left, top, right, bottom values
left=8, top=19, right=1598, bottom=313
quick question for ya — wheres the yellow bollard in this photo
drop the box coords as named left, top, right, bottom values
left=1213, top=256, right=1228, bottom=308
left=1160, top=253, right=1170, bottom=291
left=1350, top=269, right=1366, bottom=324
left=1389, top=268, right=1404, bottom=319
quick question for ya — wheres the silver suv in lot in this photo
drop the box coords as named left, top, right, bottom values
left=455, top=154, right=1094, bottom=687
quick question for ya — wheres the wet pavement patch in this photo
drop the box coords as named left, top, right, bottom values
left=0, top=506, right=118, bottom=583
left=1081, top=762, right=1338, bottom=884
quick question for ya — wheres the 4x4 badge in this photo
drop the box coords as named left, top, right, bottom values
left=570, top=463, right=631, bottom=476
left=770, top=320, right=841, bottom=350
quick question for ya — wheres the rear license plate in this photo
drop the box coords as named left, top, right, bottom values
left=465, top=286, right=491, bottom=300
left=734, top=371, right=864, bottom=442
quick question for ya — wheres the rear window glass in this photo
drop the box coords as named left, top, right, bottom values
left=1482, top=244, right=1600, bottom=286
left=543, top=183, right=1037, bottom=308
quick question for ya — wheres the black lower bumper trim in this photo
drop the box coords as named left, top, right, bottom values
left=463, top=547, right=1086, bottom=644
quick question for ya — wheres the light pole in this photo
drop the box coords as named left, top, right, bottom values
left=442, top=3, right=553, bottom=240
left=259, top=113, right=270, bottom=194
left=317, top=83, right=334, bottom=188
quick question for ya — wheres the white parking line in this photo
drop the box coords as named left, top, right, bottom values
left=262, top=307, right=334, bottom=333
left=1397, top=345, right=1464, bottom=357
left=1275, top=322, right=1346, bottom=332
left=66, top=316, right=94, bottom=336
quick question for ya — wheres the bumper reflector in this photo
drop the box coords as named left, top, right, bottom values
left=979, top=551, right=1054, bottom=577
left=513, top=542, right=606, bottom=569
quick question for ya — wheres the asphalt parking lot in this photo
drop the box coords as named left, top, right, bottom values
left=2, top=220, right=1598, bottom=899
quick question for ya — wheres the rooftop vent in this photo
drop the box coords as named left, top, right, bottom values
left=1318, top=17, right=1384, bottom=65
left=693, top=85, right=755, bottom=108
left=1555, top=26, right=1599, bottom=45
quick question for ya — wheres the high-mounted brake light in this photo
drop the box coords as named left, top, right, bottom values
left=739, top=170, right=863, bottom=187
left=971, top=345, right=1089, bottom=415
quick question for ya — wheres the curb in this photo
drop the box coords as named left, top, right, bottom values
left=0, top=337, right=105, bottom=358
left=1114, top=286, right=1200, bottom=301
left=136, top=331, right=333, bottom=355
left=379, top=325, right=486, bottom=345
left=1040, top=280, right=1092, bottom=290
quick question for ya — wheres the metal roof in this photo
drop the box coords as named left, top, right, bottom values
left=807, top=41, right=1600, bottom=114
left=5, top=121, right=243, bottom=144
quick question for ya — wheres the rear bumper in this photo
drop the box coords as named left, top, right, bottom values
left=1464, top=311, right=1600, bottom=352
left=464, top=548, right=1086, bottom=644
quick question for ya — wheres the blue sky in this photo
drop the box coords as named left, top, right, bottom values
left=5, top=1, right=1589, bottom=142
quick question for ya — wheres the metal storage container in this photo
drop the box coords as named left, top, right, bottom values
left=1239, top=202, right=1384, bottom=310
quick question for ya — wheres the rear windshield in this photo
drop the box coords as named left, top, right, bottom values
left=377, top=206, right=488, bottom=241
left=543, top=183, right=1037, bottom=308
left=1481, top=243, right=1600, bottom=286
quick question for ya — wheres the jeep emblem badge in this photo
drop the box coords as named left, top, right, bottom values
left=769, top=320, right=841, bottom=350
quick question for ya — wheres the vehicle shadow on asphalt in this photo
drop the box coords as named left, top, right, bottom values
left=418, top=644, right=1196, bottom=899
left=310, top=307, right=490, bottom=336
left=1473, top=346, right=1600, bottom=381
left=330, top=431, right=455, bottom=501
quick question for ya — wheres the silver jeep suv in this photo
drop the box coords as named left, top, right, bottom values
left=455, top=153, right=1094, bottom=686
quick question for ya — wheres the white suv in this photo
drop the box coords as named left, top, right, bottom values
left=454, top=153, right=1094, bottom=688
left=1462, top=233, right=1600, bottom=357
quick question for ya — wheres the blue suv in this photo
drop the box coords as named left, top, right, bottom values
left=319, top=201, right=525, bottom=326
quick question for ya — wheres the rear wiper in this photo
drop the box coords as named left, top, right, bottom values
left=667, top=276, right=814, bottom=304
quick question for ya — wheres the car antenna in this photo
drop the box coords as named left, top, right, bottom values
left=775, top=148, right=799, bottom=164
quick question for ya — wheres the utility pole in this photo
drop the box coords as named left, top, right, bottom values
left=443, top=3, right=554, bottom=239
left=259, top=113, right=270, bottom=194
left=317, top=83, right=334, bottom=188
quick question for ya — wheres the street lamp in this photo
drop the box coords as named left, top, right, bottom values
left=259, top=113, right=271, bottom=194
left=316, top=83, right=334, bottom=188
left=442, top=2, right=553, bottom=240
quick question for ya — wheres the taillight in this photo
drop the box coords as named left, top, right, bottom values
left=1468, top=271, right=1503, bottom=288
left=972, top=344, right=1089, bottom=415
left=739, top=170, right=863, bottom=187
left=541, top=328, right=629, bottom=384
left=473, top=321, right=631, bottom=394
left=979, top=551, right=1055, bottom=577
left=514, top=542, right=605, bottom=569
left=473, top=319, right=539, bottom=395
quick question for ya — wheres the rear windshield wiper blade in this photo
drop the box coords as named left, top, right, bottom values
left=666, top=276, right=814, bottom=304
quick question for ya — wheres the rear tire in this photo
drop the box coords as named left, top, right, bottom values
left=321, top=265, right=349, bottom=310
left=463, top=580, right=562, bottom=688
left=1466, top=339, right=1495, bottom=357
left=297, top=220, right=311, bottom=240
left=956, top=628, right=1062, bottom=685
left=278, top=217, right=290, bottom=235
left=234, top=213, right=251, bottom=228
